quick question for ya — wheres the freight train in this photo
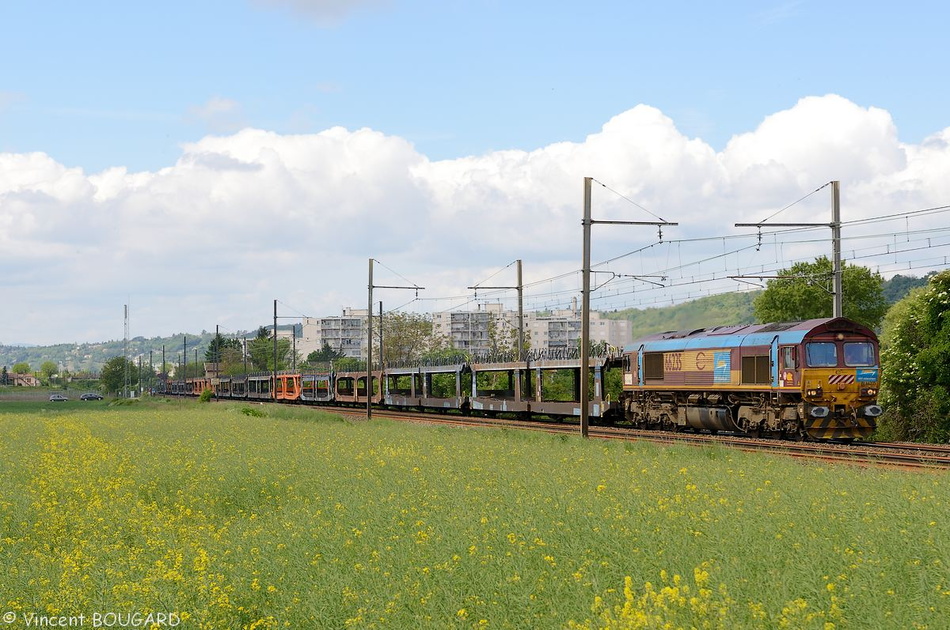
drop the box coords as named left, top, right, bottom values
left=166, top=354, right=618, bottom=420
left=165, top=316, right=881, bottom=441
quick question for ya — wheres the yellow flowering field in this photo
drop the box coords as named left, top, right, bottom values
left=0, top=399, right=947, bottom=629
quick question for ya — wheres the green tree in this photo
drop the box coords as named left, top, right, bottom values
left=877, top=271, right=950, bottom=442
left=100, top=356, right=139, bottom=395
left=12, top=361, right=31, bottom=374
left=306, top=342, right=346, bottom=365
left=1, top=366, right=9, bottom=385
left=205, top=333, right=242, bottom=363
left=206, top=333, right=243, bottom=374
left=883, top=272, right=933, bottom=304
left=220, top=347, right=248, bottom=376
left=40, top=361, right=58, bottom=385
left=247, top=327, right=293, bottom=371
left=485, top=312, right=531, bottom=358
left=379, top=312, right=450, bottom=365
left=753, top=256, right=888, bottom=330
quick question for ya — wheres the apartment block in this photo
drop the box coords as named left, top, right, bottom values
left=300, top=303, right=632, bottom=360
left=299, top=308, right=368, bottom=359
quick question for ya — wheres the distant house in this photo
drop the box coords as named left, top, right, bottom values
left=12, top=373, right=40, bottom=387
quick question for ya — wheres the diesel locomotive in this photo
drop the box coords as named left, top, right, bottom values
left=620, top=317, right=882, bottom=440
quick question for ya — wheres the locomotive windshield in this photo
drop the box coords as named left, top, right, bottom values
left=805, top=342, right=837, bottom=367
left=844, top=342, right=876, bottom=366
left=806, top=341, right=876, bottom=367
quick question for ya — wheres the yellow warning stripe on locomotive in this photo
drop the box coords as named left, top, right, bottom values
left=805, top=415, right=875, bottom=440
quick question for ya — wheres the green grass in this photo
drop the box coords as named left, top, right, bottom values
left=0, top=400, right=947, bottom=628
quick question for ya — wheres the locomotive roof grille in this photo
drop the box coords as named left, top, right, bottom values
left=625, top=317, right=878, bottom=354
left=755, top=322, right=798, bottom=333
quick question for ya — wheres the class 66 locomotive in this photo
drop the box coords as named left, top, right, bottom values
left=620, top=317, right=882, bottom=441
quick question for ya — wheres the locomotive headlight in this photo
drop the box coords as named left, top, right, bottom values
left=806, top=387, right=823, bottom=398
left=860, top=387, right=878, bottom=397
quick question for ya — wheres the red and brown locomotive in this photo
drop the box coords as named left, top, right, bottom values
left=620, top=317, right=882, bottom=440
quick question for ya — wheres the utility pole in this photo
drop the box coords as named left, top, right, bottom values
left=123, top=305, right=129, bottom=399
left=735, top=180, right=843, bottom=318
left=831, top=181, right=842, bottom=318
left=367, top=258, right=373, bottom=420
left=273, top=299, right=278, bottom=402
left=468, top=259, right=525, bottom=358
left=367, top=258, right=424, bottom=419
left=580, top=177, right=677, bottom=437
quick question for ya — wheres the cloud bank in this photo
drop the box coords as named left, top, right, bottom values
left=1, top=95, right=948, bottom=345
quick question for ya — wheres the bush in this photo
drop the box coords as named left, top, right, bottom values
left=198, top=388, right=214, bottom=403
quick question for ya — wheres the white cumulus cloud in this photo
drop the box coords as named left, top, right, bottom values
left=2, top=94, right=949, bottom=344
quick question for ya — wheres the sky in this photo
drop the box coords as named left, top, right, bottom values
left=2, top=0, right=950, bottom=346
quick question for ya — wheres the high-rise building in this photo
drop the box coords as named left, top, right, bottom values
left=299, top=308, right=368, bottom=359
left=300, top=303, right=631, bottom=361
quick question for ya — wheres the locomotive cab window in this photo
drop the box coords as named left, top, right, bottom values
left=844, top=342, right=875, bottom=366
left=781, top=346, right=797, bottom=370
left=806, top=342, right=838, bottom=367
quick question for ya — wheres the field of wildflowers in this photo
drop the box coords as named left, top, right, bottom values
left=0, top=399, right=947, bottom=629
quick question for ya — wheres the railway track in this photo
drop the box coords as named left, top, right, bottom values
left=332, top=407, right=950, bottom=471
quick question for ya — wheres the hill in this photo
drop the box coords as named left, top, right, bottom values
left=0, top=331, right=226, bottom=376
left=605, top=272, right=931, bottom=339
left=605, top=291, right=759, bottom=338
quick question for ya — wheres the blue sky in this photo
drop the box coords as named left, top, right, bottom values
left=3, top=1, right=945, bottom=173
left=2, top=0, right=950, bottom=347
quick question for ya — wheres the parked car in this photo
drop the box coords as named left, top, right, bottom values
left=80, top=393, right=104, bottom=401
left=49, top=394, right=68, bottom=402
